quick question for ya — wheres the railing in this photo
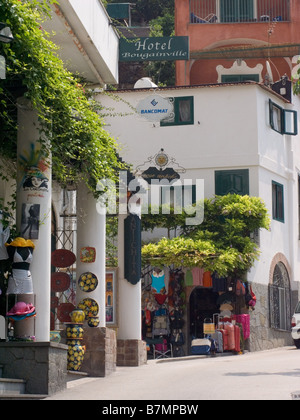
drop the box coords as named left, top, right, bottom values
left=190, top=0, right=290, bottom=24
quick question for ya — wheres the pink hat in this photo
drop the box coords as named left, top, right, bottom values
left=7, top=302, right=35, bottom=316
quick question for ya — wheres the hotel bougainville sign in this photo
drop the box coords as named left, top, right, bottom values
left=119, top=36, right=189, bottom=62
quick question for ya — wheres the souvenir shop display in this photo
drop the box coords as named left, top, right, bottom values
left=67, top=338, right=86, bottom=371
left=5, top=238, right=35, bottom=295
left=142, top=268, right=186, bottom=359
left=4, top=238, right=36, bottom=341
left=6, top=301, right=36, bottom=321
left=87, top=316, right=100, bottom=327
left=50, top=330, right=61, bottom=343
left=143, top=265, right=252, bottom=358
left=65, top=307, right=86, bottom=371
left=51, top=249, right=76, bottom=330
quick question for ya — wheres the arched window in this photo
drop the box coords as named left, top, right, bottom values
left=269, top=262, right=291, bottom=331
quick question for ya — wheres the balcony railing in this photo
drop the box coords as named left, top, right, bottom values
left=190, top=0, right=290, bottom=24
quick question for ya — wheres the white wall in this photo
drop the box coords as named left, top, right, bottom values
left=99, top=83, right=300, bottom=291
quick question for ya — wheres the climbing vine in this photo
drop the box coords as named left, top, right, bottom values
left=0, top=0, right=125, bottom=197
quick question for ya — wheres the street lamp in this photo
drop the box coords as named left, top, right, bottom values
left=0, top=23, right=14, bottom=44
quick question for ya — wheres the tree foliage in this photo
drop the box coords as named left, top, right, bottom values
left=142, top=194, right=270, bottom=277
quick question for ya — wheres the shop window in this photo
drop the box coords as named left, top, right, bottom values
left=269, top=262, right=291, bottom=331
left=160, top=96, right=194, bottom=126
left=272, top=181, right=284, bottom=222
left=215, top=169, right=249, bottom=196
left=269, top=100, right=298, bottom=135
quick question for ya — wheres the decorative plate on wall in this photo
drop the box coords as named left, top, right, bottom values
left=51, top=272, right=70, bottom=292
left=77, top=298, right=99, bottom=318
left=78, top=272, right=98, bottom=292
left=51, top=249, right=76, bottom=268
left=80, top=247, right=96, bottom=263
left=57, top=302, right=75, bottom=323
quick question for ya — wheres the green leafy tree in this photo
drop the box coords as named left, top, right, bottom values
left=142, top=194, right=270, bottom=277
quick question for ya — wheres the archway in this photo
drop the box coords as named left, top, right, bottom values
left=189, top=287, right=219, bottom=339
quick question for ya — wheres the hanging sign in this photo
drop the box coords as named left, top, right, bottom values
left=136, top=94, right=174, bottom=122
left=141, top=167, right=180, bottom=184
left=119, top=36, right=189, bottom=62
left=124, top=214, right=141, bottom=285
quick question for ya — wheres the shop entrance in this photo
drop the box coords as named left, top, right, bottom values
left=189, top=287, right=219, bottom=339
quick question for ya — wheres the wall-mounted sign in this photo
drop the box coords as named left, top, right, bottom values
left=141, top=167, right=180, bottom=184
left=119, top=36, right=189, bottom=62
left=136, top=94, right=174, bottom=122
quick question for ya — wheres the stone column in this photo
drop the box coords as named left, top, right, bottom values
left=117, top=213, right=147, bottom=366
left=76, top=182, right=106, bottom=326
left=76, top=182, right=117, bottom=376
left=16, top=97, right=51, bottom=342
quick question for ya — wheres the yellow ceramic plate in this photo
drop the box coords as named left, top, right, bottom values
left=78, top=272, right=98, bottom=292
left=77, top=298, right=99, bottom=317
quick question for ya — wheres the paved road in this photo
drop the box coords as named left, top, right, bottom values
left=45, top=346, right=300, bottom=401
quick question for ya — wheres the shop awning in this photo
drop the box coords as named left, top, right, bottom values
left=190, top=43, right=300, bottom=60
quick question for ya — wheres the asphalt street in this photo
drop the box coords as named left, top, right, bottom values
left=44, top=346, right=300, bottom=401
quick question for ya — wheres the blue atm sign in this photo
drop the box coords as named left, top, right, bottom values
left=119, top=36, right=189, bottom=62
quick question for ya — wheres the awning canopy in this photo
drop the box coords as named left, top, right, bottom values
left=190, top=43, right=300, bottom=60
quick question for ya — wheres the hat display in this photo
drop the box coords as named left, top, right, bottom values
left=6, top=302, right=36, bottom=321
left=5, top=237, right=35, bottom=248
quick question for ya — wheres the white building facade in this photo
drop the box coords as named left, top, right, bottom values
left=99, top=81, right=300, bottom=351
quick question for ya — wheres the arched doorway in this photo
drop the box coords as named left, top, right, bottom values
left=189, top=287, right=219, bottom=339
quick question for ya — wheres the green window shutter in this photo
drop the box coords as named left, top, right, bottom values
left=215, top=169, right=249, bottom=195
left=161, top=96, right=194, bottom=127
left=220, top=0, right=253, bottom=22
left=272, top=181, right=284, bottom=222
left=222, top=74, right=259, bottom=83
left=106, top=3, right=130, bottom=19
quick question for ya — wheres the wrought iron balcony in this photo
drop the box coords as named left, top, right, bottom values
left=190, top=0, right=290, bottom=24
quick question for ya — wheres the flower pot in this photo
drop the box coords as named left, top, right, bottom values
left=87, top=316, right=100, bottom=328
left=50, top=331, right=61, bottom=343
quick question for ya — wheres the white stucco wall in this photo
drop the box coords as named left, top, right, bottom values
left=99, top=83, right=300, bottom=291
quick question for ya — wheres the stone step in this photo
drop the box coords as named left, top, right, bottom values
left=0, top=378, right=26, bottom=395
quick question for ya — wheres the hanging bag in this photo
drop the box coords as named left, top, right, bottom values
left=203, top=318, right=215, bottom=335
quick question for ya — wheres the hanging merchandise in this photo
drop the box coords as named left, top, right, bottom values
left=235, top=279, right=246, bottom=296
left=185, top=269, right=193, bottom=287
left=233, top=314, right=250, bottom=340
left=151, top=269, right=167, bottom=305
left=203, top=271, right=212, bottom=288
left=151, top=269, right=165, bottom=294
left=212, top=274, right=227, bottom=292
left=191, top=267, right=204, bottom=286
